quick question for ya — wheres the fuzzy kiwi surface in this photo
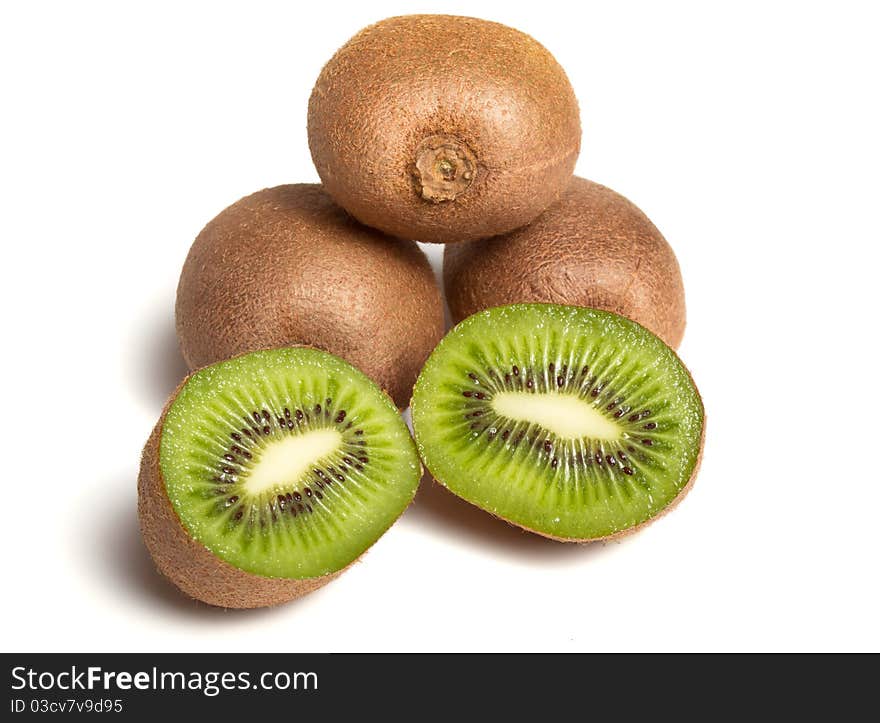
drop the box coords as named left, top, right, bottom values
left=307, top=14, right=581, bottom=243
left=410, top=304, right=704, bottom=541
left=138, top=347, right=422, bottom=608
left=444, top=177, right=687, bottom=348
left=176, top=184, right=444, bottom=408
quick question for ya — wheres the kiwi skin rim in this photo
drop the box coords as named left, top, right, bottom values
left=137, top=347, right=418, bottom=609
left=410, top=306, right=705, bottom=543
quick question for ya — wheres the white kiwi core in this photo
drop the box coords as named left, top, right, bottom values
left=491, top=391, right=621, bottom=441
left=243, top=428, right=343, bottom=495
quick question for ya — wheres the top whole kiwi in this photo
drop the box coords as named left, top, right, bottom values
left=308, top=15, right=581, bottom=243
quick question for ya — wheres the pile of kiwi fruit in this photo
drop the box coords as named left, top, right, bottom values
left=139, top=15, right=704, bottom=609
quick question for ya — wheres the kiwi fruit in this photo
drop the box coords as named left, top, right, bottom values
left=138, top=346, right=422, bottom=608
left=410, top=304, right=703, bottom=541
left=307, top=15, right=581, bottom=243
left=444, top=177, right=687, bottom=348
left=176, top=184, right=444, bottom=408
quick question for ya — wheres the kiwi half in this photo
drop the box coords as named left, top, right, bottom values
left=176, top=184, right=444, bottom=408
left=444, top=177, right=687, bottom=348
left=308, top=15, right=581, bottom=243
left=410, top=304, right=704, bottom=541
left=138, top=347, right=421, bottom=608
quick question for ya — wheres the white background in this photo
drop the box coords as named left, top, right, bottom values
left=2, top=1, right=878, bottom=652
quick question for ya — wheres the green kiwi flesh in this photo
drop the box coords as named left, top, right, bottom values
left=155, top=347, right=420, bottom=578
left=410, top=304, right=704, bottom=541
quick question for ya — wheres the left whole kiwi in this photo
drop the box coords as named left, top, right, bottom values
left=175, top=184, right=445, bottom=408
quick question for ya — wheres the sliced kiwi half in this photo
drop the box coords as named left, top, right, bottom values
left=411, top=304, right=704, bottom=541
left=138, top=347, right=421, bottom=608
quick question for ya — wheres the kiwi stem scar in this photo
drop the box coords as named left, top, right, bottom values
left=413, top=135, right=477, bottom=202
left=242, top=428, right=343, bottom=495
left=491, top=391, right=621, bottom=441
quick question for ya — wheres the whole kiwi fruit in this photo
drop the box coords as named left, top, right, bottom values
left=444, top=177, right=687, bottom=348
left=307, top=14, right=581, bottom=243
left=176, top=184, right=444, bottom=408
left=138, top=347, right=422, bottom=608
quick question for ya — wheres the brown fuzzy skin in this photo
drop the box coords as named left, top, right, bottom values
left=175, top=184, right=444, bottom=408
left=138, top=397, right=339, bottom=609
left=308, top=15, right=581, bottom=243
left=444, top=177, right=687, bottom=348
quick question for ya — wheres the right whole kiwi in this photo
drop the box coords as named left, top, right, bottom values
left=175, top=184, right=445, bottom=408
left=308, top=14, right=581, bottom=244
left=444, top=177, right=687, bottom=349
